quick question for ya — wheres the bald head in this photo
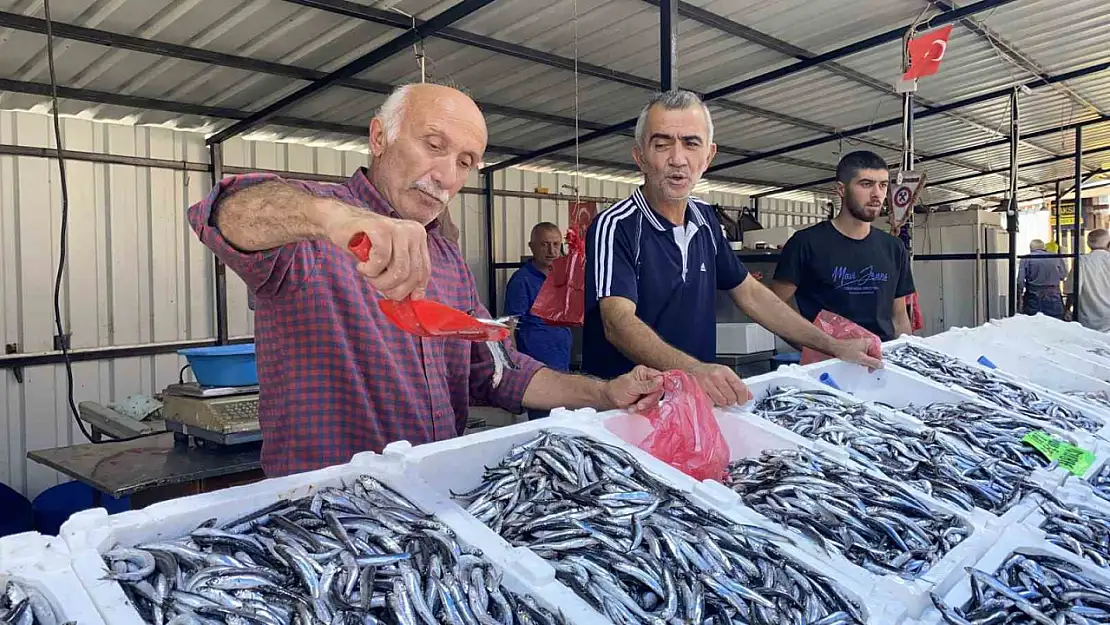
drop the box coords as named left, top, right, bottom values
left=369, top=83, right=488, bottom=225
left=1089, top=229, right=1110, bottom=251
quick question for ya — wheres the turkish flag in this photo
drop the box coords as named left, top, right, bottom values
left=903, top=25, right=953, bottom=81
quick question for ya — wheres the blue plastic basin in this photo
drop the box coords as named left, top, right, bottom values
left=0, top=481, right=33, bottom=538
left=178, top=343, right=258, bottom=387
left=32, top=481, right=129, bottom=535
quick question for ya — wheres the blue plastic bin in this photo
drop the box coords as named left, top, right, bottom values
left=32, top=481, right=130, bottom=535
left=178, top=343, right=258, bottom=387
left=0, top=481, right=33, bottom=538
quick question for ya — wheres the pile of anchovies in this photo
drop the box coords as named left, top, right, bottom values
left=726, top=447, right=970, bottom=580
left=455, top=432, right=866, bottom=625
left=100, top=475, right=565, bottom=625
left=1092, top=462, right=1110, bottom=504
left=1066, top=389, right=1110, bottom=410
left=900, top=401, right=1071, bottom=473
left=885, top=344, right=1103, bottom=433
left=0, top=580, right=67, bottom=625
left=931, top=550, right=1110, bottom=625
left=753, top=387, right=1037, bottom=514
left=1036, top=500, right=1110, bottom=569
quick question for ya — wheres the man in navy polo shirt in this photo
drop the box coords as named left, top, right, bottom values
left=504, top=222, right=573, bottom=419
left=583, top=90, right=883, bottom=406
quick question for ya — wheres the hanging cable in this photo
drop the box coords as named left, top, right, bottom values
left=44, top=0, right=164, bottom=445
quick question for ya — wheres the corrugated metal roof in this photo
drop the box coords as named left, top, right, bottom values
left=0, top=0, right=1106, bottom=204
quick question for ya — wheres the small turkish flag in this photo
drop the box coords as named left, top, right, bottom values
left=903, top=25, right=953, bottom=81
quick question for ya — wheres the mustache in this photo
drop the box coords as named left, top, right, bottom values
left=410, top=179, right=449, bottom=204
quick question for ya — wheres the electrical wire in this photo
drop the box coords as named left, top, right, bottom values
left=44, top=0, right=165, bottom=445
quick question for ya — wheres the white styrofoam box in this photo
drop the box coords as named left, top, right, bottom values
left=921, top=527, right=1110, bottom=625
left=1072, top=447, right=1110, bottom=507
left=993, top=313, right=1110, bottom=347
left=883, top=337, right=1110, bottom=442
left=923, top=331, right=1110, bottom=438
left=390, top=409, right=909, bottom=624
left=972, top=322, right=1110, bottom=385
left=596, top=404, right=995, bottom=622
left=716, top=322, right=775, bottom=354
left=0, top=532, right=107, bottom=625
left=61, top=451, right=600, bottom=625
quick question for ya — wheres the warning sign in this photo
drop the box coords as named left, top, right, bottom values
left=888, top=170, right=926, bottom=231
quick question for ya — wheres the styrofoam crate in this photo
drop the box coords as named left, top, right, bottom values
left=60, top=451, right=599, bottom=625
left=993, top=313, right=1110, bottom=347
left=882, top=337, right=1110, bottom=441
left=921, top=527, right=1110, bottom=625
left=969, top=322, right=1110, bottom=386
left=595, top=406, right=995, bottom=622
left=923, top=331, right=1110, bottom=438
left=800, top=357, right=1083, bottom=494
left=389, top=411, right=910, bottom=624
left=0, top=532, right=107, bottom=625
left=1021, top=482, right=1110, bottom=571
left=1070, top=446, right=1110, bottom=507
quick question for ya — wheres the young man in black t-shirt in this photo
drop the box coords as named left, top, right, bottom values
left=771, top=151, right=915, bottom=342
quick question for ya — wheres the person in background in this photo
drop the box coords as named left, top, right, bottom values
left=770, top=151, right=915, bottom=342
left=504, top=222, right=573, bottom=419
left=187, top=82, right=664, bottom=477
left=1017, top=239, right=1067, bottom=319
left=1065, top=229, right=1110, bottom=332
left=584, top=89, right=881, bottom=408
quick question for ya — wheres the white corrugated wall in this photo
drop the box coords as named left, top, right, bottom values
left=0, top=110, right=824, bottom=498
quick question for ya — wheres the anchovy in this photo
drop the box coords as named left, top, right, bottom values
left=1, top=580, right=59, bottom=625
left=753, top=387, right=1039, bottom=514
left=727, top=446, right=970, bottom=580
left=1092, top=462, right=1110, bottom=505
left=487, top=341, right=518, bottom=390
left=101, top=476, right=564, bottom=625
left=933, top=549, right=1110, bottom=624
left=1065, top=389, right=1110, bottom=410
left=886, top=344, right=1103, bottom=433
left=1035, top=500, right=1110, bottom=569
left=454, top=431, right=867, bottom=624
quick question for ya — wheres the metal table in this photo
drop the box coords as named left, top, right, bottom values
left=27, top=433, right=263, bottom=508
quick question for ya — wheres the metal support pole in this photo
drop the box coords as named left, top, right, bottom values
left=210, top=142, right=229, bottom=345
left=1073, top=126, right=1084, bottom=321
left=660, top=0, right=677, bottom=91
left=1054, top=180, right=1062, bottom=245
left=484, top=171, right=498, bottom=315
left=1007, top=89, right=1019, bottom=317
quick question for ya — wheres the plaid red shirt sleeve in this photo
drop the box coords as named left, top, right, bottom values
left=187, top=173, right=338, bottom=298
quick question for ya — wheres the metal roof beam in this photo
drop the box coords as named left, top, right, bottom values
left=0, top=11, right=834, bottom=177
left=206, top=0, right=499, bottom=145
left=647, top=0, right=1044, bottom=180
left=929, top=145, right=1110, bottom=188
left=922, top=170, right=1108, bottom=207
left=480, top=0, right=1020, bottom=174
left=707, top=59, right=1110, bottom=174
left=751, top=115, right=1110, bottom=198
left=928, top=0, right=1106, bottom=118
left=0, top=78, right=781, bottom=191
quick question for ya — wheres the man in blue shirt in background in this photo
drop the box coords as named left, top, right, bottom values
left=505, top=222, right=573, bottom=419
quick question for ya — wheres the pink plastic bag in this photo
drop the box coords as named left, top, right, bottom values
left=800, top=310, right=882, bottom=366
left=634, top=370, right=731, bottom=481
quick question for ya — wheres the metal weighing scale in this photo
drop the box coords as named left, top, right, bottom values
left=162, top=382, right=262, bottom=447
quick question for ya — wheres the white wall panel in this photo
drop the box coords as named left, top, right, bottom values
left=0, top=110, right=824, bottom=498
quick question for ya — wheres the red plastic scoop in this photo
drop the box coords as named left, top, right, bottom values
left=348, top=233, right=511, bottom=342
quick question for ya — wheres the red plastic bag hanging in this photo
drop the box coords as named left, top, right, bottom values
left=530, top=228, right=585, bottom=327
left=634, top=370, right=731, bottom=481
left=800, top=310, right=882, bottom=366
left=908, top=292, right=925, bottom=331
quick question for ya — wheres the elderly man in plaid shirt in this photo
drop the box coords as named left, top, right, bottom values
left=188, top=83, right=663, bottom=477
